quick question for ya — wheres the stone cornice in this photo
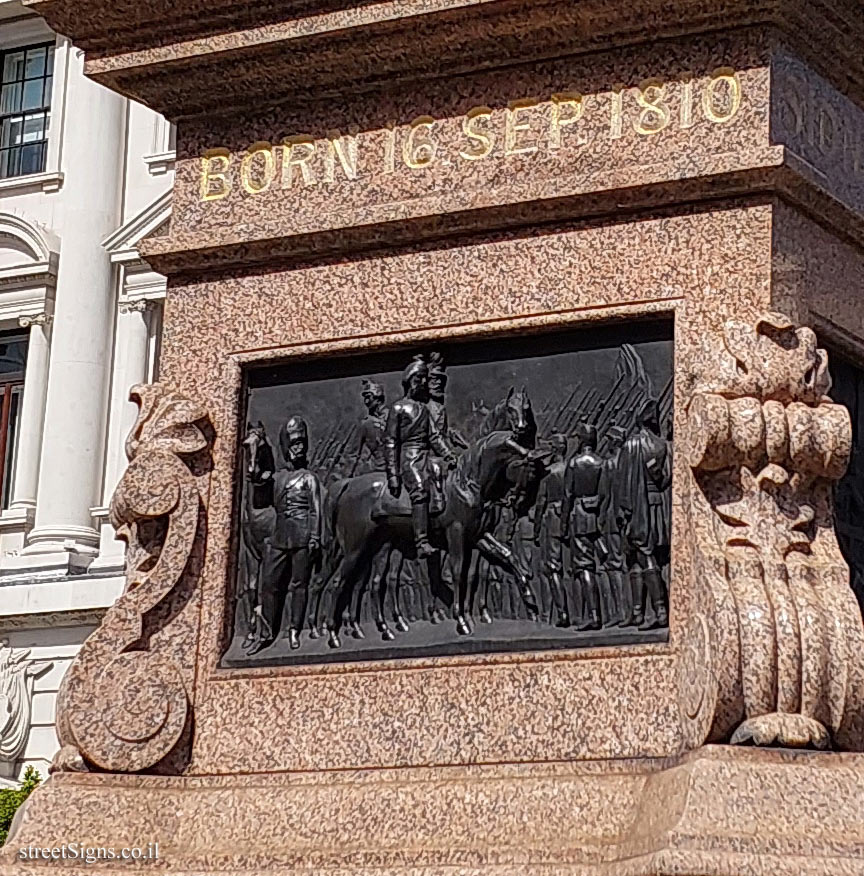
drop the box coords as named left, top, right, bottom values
left=21, top=0, right=864, bottom=120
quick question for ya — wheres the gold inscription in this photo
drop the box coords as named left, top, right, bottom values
left=323, top=131, right=359, bottom=182
left=609, top=86, right=624, bottom=140
left=459, top=106, right=495, bottom=160
left=282, top=136, right=316, bottom=188
left=505, top=98, right=541, bottom=156
left=702, top=68, right=741, bottom=124
left=634, top=79, right=671, bottom=135
left=679, top=75, right=694, bottom=130
left=200, top=149, right=231, bottom=201
left=402, top=116, right=437, bottom=169
left=199, top=68, right=747, bottom=203
left=240, top=141, right=275, bottom=195
left=549, top=92, right=585, bottom=150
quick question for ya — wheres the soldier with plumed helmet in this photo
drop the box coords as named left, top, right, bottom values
left=597, top=424, right=628, bottom=626
left=614, top=397, right=671, bottom=629
left=258, top=415, right=323, bottom=651
left=384, top=354, right=456, bottom=559
left=355, top=377, right=389, bottom=473
left=561, top=421, right=604, bottom=630
left=532, top=433, right=571, bottom=627
left=427, top=352, right=468, bottom=451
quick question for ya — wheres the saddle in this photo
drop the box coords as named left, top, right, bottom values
left=371, top=467, right=446, bottom=519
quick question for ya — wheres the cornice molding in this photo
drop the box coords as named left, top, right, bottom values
left=22, top=1, right=864, bottom=121
left=103, top=190, right=172, bottom=264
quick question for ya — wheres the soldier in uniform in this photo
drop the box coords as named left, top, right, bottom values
left=258, top=416, right=323, bottom=651
left=354, top=378, right=389, bottom=473
left=532, top=434, right=570, bottom=627
left=384, top=355, right=457, bottom=559
left=427, top=352, right=468, bottom=451
left=597, top=425, right=628, bottom=626
left=562, top=422, right=604, bottom=630
left=615, top=398, right=671, bottom=629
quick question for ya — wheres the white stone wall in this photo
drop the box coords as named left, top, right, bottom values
left=0, top=0, right=171, bottom=781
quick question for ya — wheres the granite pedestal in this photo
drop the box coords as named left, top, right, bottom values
left=4, top=1, right=864, bottom=873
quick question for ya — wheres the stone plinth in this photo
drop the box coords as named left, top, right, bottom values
left=9, top=747, right=864, bottom=874
left=4, top=1, right=864, bottom=873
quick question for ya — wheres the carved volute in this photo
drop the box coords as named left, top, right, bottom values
left=682, top=312, right=864, bottom=750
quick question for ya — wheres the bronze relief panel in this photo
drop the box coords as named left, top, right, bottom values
left=224, top=320, right=673, bottom=667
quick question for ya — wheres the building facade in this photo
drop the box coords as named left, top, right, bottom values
left=0, top=0, right=168, bottom=785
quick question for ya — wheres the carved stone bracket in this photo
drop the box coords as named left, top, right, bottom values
left=51, top=383, right=211, bottom=774
left=682, top=312, right=864, bottom=750
left=0, top=642, right=52, bottom=777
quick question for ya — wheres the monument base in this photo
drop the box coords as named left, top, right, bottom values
left=4, top=745, right=864, bottom=874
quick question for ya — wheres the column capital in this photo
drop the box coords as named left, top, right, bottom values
left=118, top=298, right=154, bottom=315
left=18, top=312, right=53, bottom=329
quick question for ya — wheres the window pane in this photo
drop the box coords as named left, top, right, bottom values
left=19, top=142, right=45, bottom=175
left=0, top=336, right=28, bottom=374
left=0, top=147, right=19, bottom=178
left=1, top=116, right=21, bottom=148
left=22, top=78, right=43, bottom=111
left=3, top=51, right=24, bottom=83
left=24, top=46, right=46, bottom=79
left=22, top=112, right=46, bottom=143
left=1, top=82, right=21, bottom=114
left=0, top=44, right=54, bottom=179
left=2, top=385, right=22, bottom=510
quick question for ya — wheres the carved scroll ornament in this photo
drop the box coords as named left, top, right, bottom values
left=52, top=384, right=211, bottom=773
left=0, top=643, right=51, bottom=774
left=682, top=312, right=864, bottom=749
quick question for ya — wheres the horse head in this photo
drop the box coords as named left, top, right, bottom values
left=504, top=386, right=537, bottom=450
left=242, top=422, right=273, bottom=480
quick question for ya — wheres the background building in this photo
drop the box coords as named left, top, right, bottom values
left=0, top=0, right=168, bottom=784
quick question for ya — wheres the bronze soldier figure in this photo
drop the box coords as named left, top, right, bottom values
left=562, top=422, right=604, bottom=631
left=427, top=352, right=468, bottom=451
left=533, top=434, right=570, bottom=627
left=616, top=398, right=671, bottom=629
left=384, top=355, right=457, bottom=559
left=597, top=425, right=628, bottom=626
left=258, top=416, right=323, bottom=651
left=354, top=378, right=389, bottom=473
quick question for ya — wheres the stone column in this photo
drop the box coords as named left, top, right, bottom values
left=9, top=313, right=53, bottom=516
left=91, top=299, right=153, bottom=569
left=23, top=49, right=126, bottom=569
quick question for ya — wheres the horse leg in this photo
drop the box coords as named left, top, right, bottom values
left=310, top=559, right=334, bottom=639
left=472, top=556, right=493, bottom=624
left=372, top=547, right=396, bottom=641
left=328, top=533, right=380, bottom=649
left=239, top=544, right=258, bottom=649
left=391, top=550, right=410, bottom=632
left=447, top=525, right=472, bottom=636
left=349, top=567, right=368, bottom=639
left=476, top=532, right=539, bottom=620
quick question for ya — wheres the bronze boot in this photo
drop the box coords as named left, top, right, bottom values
left=640, top=569, right=668, bottom=630
left=412, top=501, right=435, bottom=559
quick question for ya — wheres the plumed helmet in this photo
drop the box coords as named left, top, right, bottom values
left=428, top=351, right=446, bottom=380
left=574, top=420, right=597, bottom=449
left=548, top=433, right=568, bottom=455
left=401, top=354, right=428, bottom=387
left=279, top=416, right=308, bottom=455
left=607, top=424, right=627, bottom=444
left=636, top=396, right=659, bottom=426
left=360, top=378, right=385, bottom=399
